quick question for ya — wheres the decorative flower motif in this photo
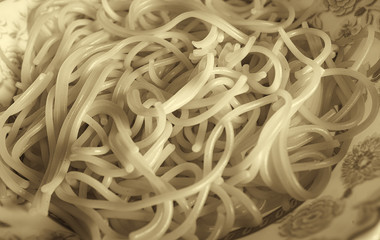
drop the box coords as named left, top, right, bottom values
left=279, top=198, right=344, bottom=238
left=323, top=0, right=359, bottom=16
left=341, top=135, right=380, bottom=189
left=335, top=17, right=362, bottom=39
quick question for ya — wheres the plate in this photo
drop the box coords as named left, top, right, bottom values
left=0, top=0, right=379, bottom=239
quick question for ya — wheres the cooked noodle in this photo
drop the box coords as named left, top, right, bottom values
left=0, top=0, right=378, bottom=239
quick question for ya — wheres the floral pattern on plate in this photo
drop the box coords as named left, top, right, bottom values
left=306, top=0, right=380, bottom=40
left=323, top=0, right=359, bottom=16
left=341, top=135, right=380, bottom=190
left=278, top=197, right=345, bottom=239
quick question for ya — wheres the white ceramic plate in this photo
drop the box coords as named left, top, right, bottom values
left=0, top=1, right=379, bottom=239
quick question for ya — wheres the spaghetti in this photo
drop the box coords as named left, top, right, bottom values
left=0, top=0, right=378, bottom=239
